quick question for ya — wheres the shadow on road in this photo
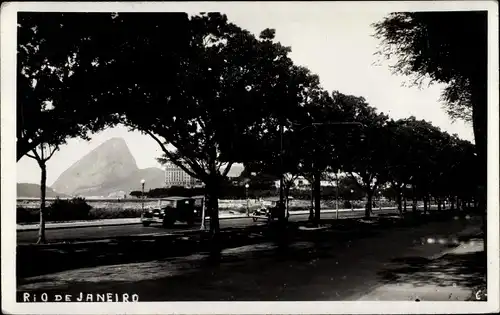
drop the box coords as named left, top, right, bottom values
left=376, top=236, right=486, bottom=291
left=17, top=211, right=473, bottom=280
left=17, top=212, right=484, bottom=302
left=17, top=218, right=386, bottom=279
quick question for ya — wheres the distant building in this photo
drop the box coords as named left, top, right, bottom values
left=164, top=161, right=203, bottom=188
left=273, top=173, right=348, bottom=190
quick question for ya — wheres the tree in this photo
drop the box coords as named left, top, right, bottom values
left=18, top=13, right=112, bottom=160
left=430, top=135, right=478, bottom=212
left=385, top=119, right=413, bottom=214
left=293, top=90, right=351, bottom=224
left=25, top=143, right=59, bottom=243
left=129, top=191, right=142, bottom=198
left=333, top=93, right=390, bottom=218
left=124, top=13, right=311, bottom=235
left=372, top=12, right=487, bottom=212
left=17, top=12, right=190, bottom=160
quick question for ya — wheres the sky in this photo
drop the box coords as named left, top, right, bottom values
left=15, top=3, right=476, bottom=186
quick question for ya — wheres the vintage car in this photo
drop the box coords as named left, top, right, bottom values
left=252, top=197, right=291, bottom=223
left=141, top=196, right=205, bottom=228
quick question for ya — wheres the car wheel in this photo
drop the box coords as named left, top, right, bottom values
left=162, top=218, right=175, bottom=228
left=142, top=222, right=151, bottom=227
left=252, top=217, right=258, bottom=222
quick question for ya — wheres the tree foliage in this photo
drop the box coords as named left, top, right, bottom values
left=18, top=11, right=482, bottom=232
left=17, top=12, right=190, bottom=160
left=122, top=13, right=318, bottom=233
left=372, top=11, right=487, bottom=122
left=372, top=12, right=487, bottom=213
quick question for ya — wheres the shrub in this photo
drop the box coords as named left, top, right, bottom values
left=89, top=207, right=142, bottom=220
left=17, top=207, right=39, bottom=223
left=47, top=197, right=92, bottom=221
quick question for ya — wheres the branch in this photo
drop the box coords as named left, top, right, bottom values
left=25, top=153, right=38, bottom=160
left=44, top=145, right=59, bottom=162
left=143, top=130, right=201, bottom=180
left=222, top=161, right=234, bottom=178
left=349, top=172, right=366, bottom=190
left=162, top=133, right=207, bottom=177
left=128, top=121, right=207, bottom=179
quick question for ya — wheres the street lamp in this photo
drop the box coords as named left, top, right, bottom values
left=245, top=183, right=250, bottom=217
left=378, top=191, right=382, bottom=211
left=140, top=179, right=146, bottom=213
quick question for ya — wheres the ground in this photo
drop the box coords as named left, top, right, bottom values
left=17, top=212, right=485, bottom=302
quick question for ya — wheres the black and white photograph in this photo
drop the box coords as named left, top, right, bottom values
left=1, top=1, right=499, bottom=314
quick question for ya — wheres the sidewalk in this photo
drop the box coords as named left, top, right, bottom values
left=356, top=225, right=485, bottom=301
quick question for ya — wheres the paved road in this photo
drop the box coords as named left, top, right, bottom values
left=17, top=208, right=398, bottom=244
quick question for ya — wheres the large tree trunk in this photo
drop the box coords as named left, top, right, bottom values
left=450, top=196, right=455, bottom=210
left=313, top=171, right=321, bottom=226
left=284, top=185, right=291, bottom=217
left=365, top=191, right=373, bottom=218
left=396, top=192, right=403, bottom=215
left=471, top=82, right=487, bottom=248
left=37, top=164, right=47, bottom=244
left=411, top=184, right=417, bottom=212
left=423, top=196, right=428, bottom=214
left=205, top=174, right=222, bottom=262
left=437, top=198, right=442, bottom=211
left=309, top=183, right=314, bottom=221
left=403, top=195, right=407, bottom=212
left=207, top=178, right=220, bottom=235
left=308, top=182, right=314, bottom=220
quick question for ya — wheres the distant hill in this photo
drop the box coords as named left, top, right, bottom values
left=51, top=137, right=140, bottom=196
left=48, top=137, right=166, bottom=197
left=17, top=183, right=68, bottom=198
left=71, top=167, right=166, bottom=197
left=41, top=137, right=243, bottom=198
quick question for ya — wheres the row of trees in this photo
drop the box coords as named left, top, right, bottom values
left=17, top=12, right=485, bottom=242
left=243, top=91, right=479, bottom=223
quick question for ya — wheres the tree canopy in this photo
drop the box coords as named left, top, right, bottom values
left=17, top=12, right=190, bottom=160
left=372, top=11, right=487, bottom=206
left=18, top=11, right=482, bottom=231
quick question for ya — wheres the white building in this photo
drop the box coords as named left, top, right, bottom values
left=164, top=161, right=203, bottom=188
left=273, top=173, right=347, bottom=190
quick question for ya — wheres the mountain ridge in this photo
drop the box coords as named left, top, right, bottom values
left=20, top=137, right=244, bottom=198
left=17, top=183, right=69, bottom=198
left=50, top=137, right=164, bottom=197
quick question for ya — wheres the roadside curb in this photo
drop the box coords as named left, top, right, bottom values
left=16, top=215, right=248, bottom=232
left=16, top=220, right=142, bottom=232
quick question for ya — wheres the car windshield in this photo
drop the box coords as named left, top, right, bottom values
left=159, top=200, right=176, bottom=208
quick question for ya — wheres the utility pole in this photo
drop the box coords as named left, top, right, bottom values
left=245, top=183, right=250, bottom=217
left=336, top=168, right=340, bottom=219
left=141, top=179, right=145, bottom=213
left=279, top=122, right=285, bottom=220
